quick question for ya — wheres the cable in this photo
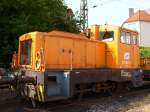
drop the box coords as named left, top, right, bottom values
left=89, top=0, right=121, bottom=8
left=120, top=0, right=148, bottom=7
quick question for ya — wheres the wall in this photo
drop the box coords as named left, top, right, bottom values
left=140, top=21, right=150, bottom=47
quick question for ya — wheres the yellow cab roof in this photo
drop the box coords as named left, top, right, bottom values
left=99, top=25, right=138, bottom=33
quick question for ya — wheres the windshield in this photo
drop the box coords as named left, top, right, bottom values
left=20, top=39, right=32, bottom=65
left=100, top=31, right=114, bottom=42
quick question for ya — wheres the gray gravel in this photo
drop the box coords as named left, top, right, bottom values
left=1, top=87, right=150, bottom=112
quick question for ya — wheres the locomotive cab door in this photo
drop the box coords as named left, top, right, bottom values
left=131, top=33, right=139, bottom=67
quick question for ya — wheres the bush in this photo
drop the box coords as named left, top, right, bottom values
left=140, top=47, right=150, bottom=58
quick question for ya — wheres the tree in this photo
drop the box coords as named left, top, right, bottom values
left=0, top=0, right=79, bottom=68
left=140, top=47, right=150, bottom=58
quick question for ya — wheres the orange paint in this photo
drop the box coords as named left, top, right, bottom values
left=18, top=31, right=106, bottom=71
left=16, top=25, right=140, bottom=72
left=90, top=25, right=139, bottom=69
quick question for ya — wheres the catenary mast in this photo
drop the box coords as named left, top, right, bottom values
left=80, top=0, right=88, bottom=31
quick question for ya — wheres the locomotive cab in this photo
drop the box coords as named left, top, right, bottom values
left=90, top=25, right=140, bottom=68
left=90, top=25, right=142, bottom=86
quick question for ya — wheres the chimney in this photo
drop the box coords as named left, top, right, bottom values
left=129, top=8, right=134, bottom=17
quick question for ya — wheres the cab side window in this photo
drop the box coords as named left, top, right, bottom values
left=121, top=32, right=126, bottom=43
left=126, top=33, right=131, bottom=44
left=121, top=32, right=131, bottom=44
left=132, top=35, right=137, bottom=45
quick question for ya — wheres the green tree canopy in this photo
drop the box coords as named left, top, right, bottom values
left=0, top=0, right=79, bottom=68
left=140, top=47, right=150, bottom=58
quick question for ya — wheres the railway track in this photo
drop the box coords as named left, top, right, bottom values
left=1, top=81, right=150, bottom=112
left=23, top=81, right=150, bottom=112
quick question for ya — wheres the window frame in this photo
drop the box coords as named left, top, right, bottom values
left=120, top=32, right=126, bottom=44
left=132, top=34, right=137, bottom=45
left=100, top=31, right=114, bottom=42
left=126, top=32, right=131, bottom=44
left=20, top=39, right=32, bottom=65
left=120, top=31, right=131, bottom=45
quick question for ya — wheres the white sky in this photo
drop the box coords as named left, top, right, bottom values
left=65, top=0, right=150, bottom=26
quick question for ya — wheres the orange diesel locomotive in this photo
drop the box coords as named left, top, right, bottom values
left=12, top=25, right=143, bottom=103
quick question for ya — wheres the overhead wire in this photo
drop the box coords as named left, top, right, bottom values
left=89, top=0, right=121, bottom=9
left=119, top=0, right=148, bottom=8
left=89, top=0, right=148, bottom=9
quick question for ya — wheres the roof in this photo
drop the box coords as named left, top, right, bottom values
left=124, top=10, right=150, bottom=23
left=47, top=30, right=88, bottom=40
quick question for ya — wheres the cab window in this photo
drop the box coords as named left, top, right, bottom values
left=20, top=39, right=32, bottom=65
left=126, top=33, right=131, bottom=44
left=100, top=31, right=114, bottom=42
left=132, top=35, right=137, bottom=45
left=121, top=32, right=126, bottom=43
left=121, top=32, right=131, bottom=44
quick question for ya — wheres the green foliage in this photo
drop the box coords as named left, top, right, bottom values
left=0, top=0, right=79, bottom=68
left=140, top=47, right=150, bottom=58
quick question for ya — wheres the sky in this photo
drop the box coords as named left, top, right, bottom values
left=65, top=0, right=150, bottom=26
